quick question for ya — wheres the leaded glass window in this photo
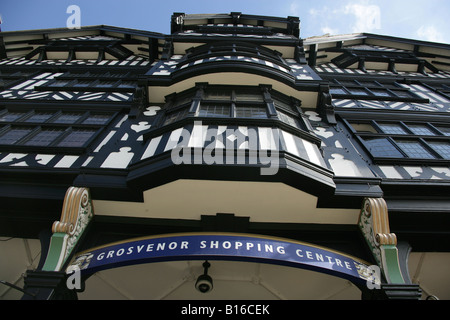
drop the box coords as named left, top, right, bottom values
left=159, top=85, right=306, bottom=131
left=0, top=108, right=115, bottom=150
left=346, top=119, right=450, bottom=161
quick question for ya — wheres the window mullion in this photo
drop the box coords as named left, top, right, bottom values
left=419, top=137, right=443, bottom=159
left=231, top=90, right=237, bottom=117
left=189, top=86, right=205, bottom=116
left=260, top=85, right=277, bottom=119
left=365, top=87, right=378, bottom=97
left=371, top=120, right=384, bottom=134
left=399, top=121, right=414, bottom=134
left=49, top=127, right=71, bottom=147
left=428, top=123, right=446, bottom=136
left=386, top=136, right=409, bottom=158
left=18, top=126, right=41, bottom=145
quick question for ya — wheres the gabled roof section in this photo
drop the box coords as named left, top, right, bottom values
left=0, top=25, right=165, bottom=62
left=304, top=33, right=450, bottom=73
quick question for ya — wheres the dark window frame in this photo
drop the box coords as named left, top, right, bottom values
left=329, top=79, right=429, bottom=103
left=0, top=69, right=41, bottom=90
left=36, top=71, right=138, bottom=93
left=144, top=84, right=320, bottom=145
left=328, top=48, right=439, bottom=73
left=343, top=118, right=450, bottom=164
left=157, top=85, right=307, bottom=130
left=0, top=107, right=117, bottom=154
left=178, top=41, right=290, bottom=71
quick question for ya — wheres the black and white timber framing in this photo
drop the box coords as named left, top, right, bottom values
left=0, top=13, right=449, bottom=300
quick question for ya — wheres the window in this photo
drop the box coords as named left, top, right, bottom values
left=0, top=127, right=33, bottom=145
left=329, top=80, right=423, bottom=101
left=181, top=42, right=286, bottom=69
left=81, top=114, right=111, bottom=125
left=163, top=108, right=189, bottom=126
left=25, top=112, right=54, bottom=123
left=198, top=104, right=231, bottom=117
left=52, top=112, right=83, bottom=124
left=24, top=128, right=65, bottom=146
left=235, top=106, right=267, bottom=118
left=277, top=111, right=301, bottom=128
left=362, top=137, right=404, bottom=158
left=0, top=70, right=37, bottom=89
left=330, top=48, right=439, bottom=73
left=0, top=108, right=115, bottom=151
left=57, top=129, right=98, bottom=147
left=37, top=71, right=137, bottom=92
left=420, top=83, right=450, bottom=102
left=159, top=86, right=305, bottom=131
left=395, top=140, right=435, bottom=159
left=346, top=119, right=450, bottom=161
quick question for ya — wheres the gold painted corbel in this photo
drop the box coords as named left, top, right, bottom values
left=42, top=187, right=94, bottom=272
left=358, top=197, right=405, bottom=284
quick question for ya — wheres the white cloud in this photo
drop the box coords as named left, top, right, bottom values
left=417, top=25, right=445, bottom=43
left=321, top=26, right=339, bottom=36
left=290, top=2, right=300, bottom=17
left=344, top=2, right=381, bottom=33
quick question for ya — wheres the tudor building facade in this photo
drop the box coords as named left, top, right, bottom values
left=0, top=13, right=449, bottom=300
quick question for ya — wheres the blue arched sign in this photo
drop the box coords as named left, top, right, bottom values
left=66, top=233, right=379, bottom=286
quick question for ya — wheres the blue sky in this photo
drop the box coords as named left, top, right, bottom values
left=1, top=0, right=449, bottom=43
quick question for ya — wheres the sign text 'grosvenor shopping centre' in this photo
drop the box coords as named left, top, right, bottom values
left=67, top=234, right=380, bottom=287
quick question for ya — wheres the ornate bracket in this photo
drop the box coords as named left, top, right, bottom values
left=129, top=85, right=148, bottom=118
left=317, top=84, right=336, bottom=124
left=42, top=187, right=94, bottom=272
left=358, top=197, right=405, bottom=284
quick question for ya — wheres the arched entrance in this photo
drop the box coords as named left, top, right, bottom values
left=66, top=232, right=379, bottom=299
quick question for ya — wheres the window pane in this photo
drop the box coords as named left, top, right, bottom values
left=52, top=113, right=83, bottom=124
left=25, top=112, right=53, bottom=123
left=363, top=137, right=404, bottom=158
left=347, top=88, right=369, bottom=95
left=0, top=111, right=26, bottom=122
left=204, top=91, right=231, bottom=100
left=357, top=81, right=381, bottom=87
left=235, top=106, right=267, bottom=118
left=338, top=80, right=358, bottom=86
left=0, top=127, right=32, bottom=144
left=24, top=129, right=63, bottom=146
left=82, top=114, right=111, bottom=125
left=407, top=124, right=435, bottom=136
left=330, top=87, right=347, bottom=95
left=428, top=141, right=450, bottom=159
left=371, top=89, right=394, bottom=97
left=57, top=129, right=96, bottom=147
left=173, top=96, right=192, bottom=108
left=0, top=79, right=17, bottom=87
left=117, top=81, right=135, bottom=88
left=73, top=80, right=92, bottom=88
left=378, top=123, right=408, bottom=135
left=96, top=81, right=116, bottom=88
left=392, top=90, right=414, bottom=98
left=278, top=111, right=301, bottom=128
left=48, top=80, right=71, bottom=87
left=396, top=140, right=435, bottom=159
left=434, top=126, right=450, bottom=136
left=349, top=122, right=378, bottom=133
left=274, top=100, right=297, bottom=113
left=198, top=104, right=230, bottom=117
left=235, top=92, right=264, bottom=102
left=163, top=108, right=188, bottom=125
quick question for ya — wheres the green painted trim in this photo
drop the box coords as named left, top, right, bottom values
left=42, top=233, right=67, bottom=271
left=380, top=244, right=405, bottom=284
